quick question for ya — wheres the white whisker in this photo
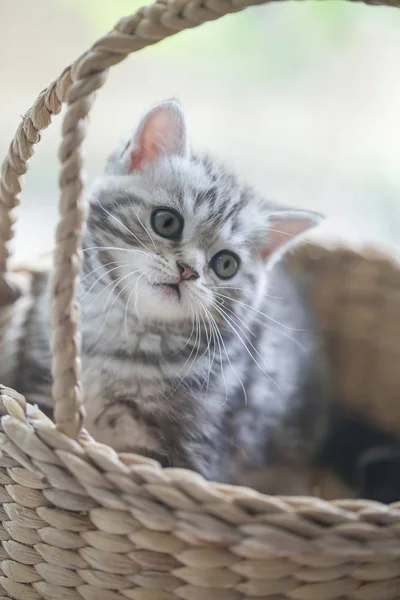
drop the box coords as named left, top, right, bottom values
left=98, top=201, right=153, bottom=254
left=124, top=282, right=137, bottom=339
left=213, top=301, right=280, bottom=391
left=89, top=272, right=138, bottom=352
left=206, top=310, right=228, bottom=406
left=198, top=303, right=218, bottom=398
left=133, top=272, right=147, bottom=318
left=212, top=284, right=282, bottom=300
left=83, top=268, right=143, bottom=313
left=82, top=263, right=132, bottom=300
left=198, top=310, right=213, bottom=394
left=179, top=312, right=202, bottom=390
left=205, top=306, right=244, bottom=406
left=81, top=259, right=131, bottom=284
left=162, top=313, right=200, bottom=402
left=169, top=314, right=196, bottom=358
left=83, top=245, right=153, bottom=261
left=218, top=299, right=307, bottom=353
left=213, top=291, right=307, bottom=332
left=136, top=208, right=158, bottom=252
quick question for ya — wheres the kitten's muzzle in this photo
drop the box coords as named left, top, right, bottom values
left=154, top=281, right=181, bottom=299
left=154, top=260, right=199, bottom=300
left=177, top=261, right=199, bottom=281
left=166, top=283, right=180, bottom=298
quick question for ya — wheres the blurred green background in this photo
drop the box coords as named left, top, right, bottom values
left=1, top=0, right=400, bottom=262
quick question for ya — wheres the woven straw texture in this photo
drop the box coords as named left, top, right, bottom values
left=1, top=0, right=400, bottom=598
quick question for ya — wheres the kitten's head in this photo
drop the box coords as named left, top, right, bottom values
left=86, top=100, right=322, bottom=324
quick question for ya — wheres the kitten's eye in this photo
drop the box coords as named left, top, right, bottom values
left=151, top=208, right=183, bottom=240
left=211, top=251, right=239, bottom=279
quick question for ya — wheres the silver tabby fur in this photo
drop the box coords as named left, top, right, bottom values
left=3, top=101, right=328, bottom=494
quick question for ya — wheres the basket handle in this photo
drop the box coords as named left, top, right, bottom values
left=52, top=0, right=263, bottom=438
left=0, top=68, right=73, bottom=304
left=1, top=0, right=398, bottom=438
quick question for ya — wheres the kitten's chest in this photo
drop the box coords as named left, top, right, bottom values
left=80, top=324, right=208, bottom=451
left=81, top=353, right=170, bottom=453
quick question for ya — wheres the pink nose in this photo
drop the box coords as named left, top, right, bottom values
left=177, top=261, right=199, bottom=281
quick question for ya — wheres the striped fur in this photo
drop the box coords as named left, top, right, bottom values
left=8, top=102, right=327, bottom=493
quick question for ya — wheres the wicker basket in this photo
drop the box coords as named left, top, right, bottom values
left=0, top=1, right=400, bottom=599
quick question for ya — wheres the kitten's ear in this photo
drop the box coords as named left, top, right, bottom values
left=261, top=210, right=323, bottom=261
left=121, top=100, right=188, bottom=173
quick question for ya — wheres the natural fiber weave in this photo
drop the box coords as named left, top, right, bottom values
left=1, top=0, right=400, bottom=598
left=289, top=240, right=400, bottom=438
left=1, top=379, right=400, bottom=600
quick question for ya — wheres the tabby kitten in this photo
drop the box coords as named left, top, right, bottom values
left=11, top=101, right=327, bottom=493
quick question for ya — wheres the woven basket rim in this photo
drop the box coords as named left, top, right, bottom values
left=1, top=383, right=400, bottom=541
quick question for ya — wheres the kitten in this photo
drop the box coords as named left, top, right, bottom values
left=8, top=101, right=328, bottom=493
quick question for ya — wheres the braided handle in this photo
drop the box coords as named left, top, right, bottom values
left=51, top=0, right=258, bottom=438
left=0, top=68, right=72, bottom=304
left=1, top=0, right=400, bottom=438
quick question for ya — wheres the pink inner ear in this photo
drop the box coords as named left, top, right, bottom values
left=130, top=107, right=186, bottom=171
left=131, top=138, right=160, bottom=170
left=262, top=215, right=318, bottom=260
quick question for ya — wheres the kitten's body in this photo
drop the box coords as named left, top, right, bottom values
left=3, top=102, right=327, bottom=494
left=13, top=254, right=325, bottom=493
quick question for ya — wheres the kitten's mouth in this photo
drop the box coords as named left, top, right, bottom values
left=155, top=282, right=181, bottom=299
